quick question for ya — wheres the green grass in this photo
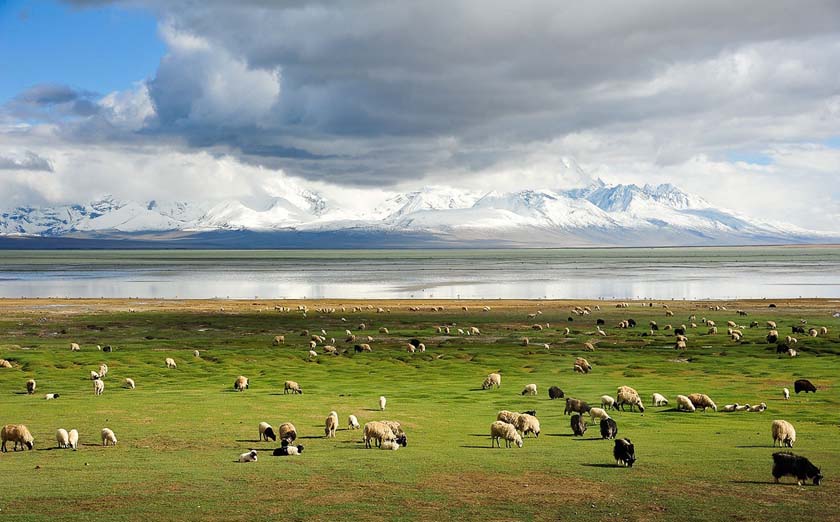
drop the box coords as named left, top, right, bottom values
left=0, top=301, right=838, bottom=521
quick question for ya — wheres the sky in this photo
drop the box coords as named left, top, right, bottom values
left=1, top=0, right=839, bottom=231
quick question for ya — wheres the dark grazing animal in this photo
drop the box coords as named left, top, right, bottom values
left=354, top=344, right=364, bottom=352
left=567, top=316, right=574, bottom=322
left=600, top=418, right=618, bottom=440
left=408, top=339, right=422, bottom=348
left=772, top=452, right=822, bottom=485
left=596, top=319, right=605, bottom=325
left=768, top=303, right=777, bottom=308
left=794, top=379, right=817, bottom=394
left=570, top=414, right=587, bottom=436
left=613, top=438, right=636, bottom=467
left=650, top=323, right=659, bottom=331
left=564, top=398, right=591, bottom=415
left=521, top=410, right=536, bottom=417
left=548, top=386, right=565, bottom=400
left=776, top=343, right=791, bottom=354
left=674, top=327, right=686, bottom=336
left=792, top=325, right=806, bottom=334
left=102, top=345, right=113, bottom=352
left=627, top=318, right=637, bottom=328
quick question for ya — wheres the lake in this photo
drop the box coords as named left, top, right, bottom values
left=0, top=247, right=838, bottom=300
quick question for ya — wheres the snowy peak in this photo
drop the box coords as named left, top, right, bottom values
left=583, top=182, right=707, bottom=213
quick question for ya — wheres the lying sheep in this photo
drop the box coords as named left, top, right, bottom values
left=278, top=423, right=297, bottom=443
left=259, top=422, right=277, bottom=441
left=56, top=428, right=70, bottom=449
left=93, top=378, right=105, bottom=396
left=234, top=375, right=249, bottom=392
left=26, top=379, right=36, bottom=395
left=616, top=386, right=645, bottom=413
left=490, top=421, right=523, bottom=448
left=1, top=424, right=34, bottom=451
left=749, top=402, right=767, bottom=412
left=101, top=428, right=117, bottom=446
left=687, top=393, right=717, bottom=412
left=482, top=372, right=502, bottom=390
left=521, top=383, right=537, bottom=396
left=45, top=393, right=59, bottom=400
left=348, top=415, right=360, bottom=430
left=651, top=393, right=668, bottom=407
left=124, top=378, right=135, bottom=390
left=0, top=359, right=12, bottom=368
left=571, top=414, right=587, bottom=436
left=325, top=411, right=339, bottom=438
left=68, top=429, right=78, bottom=450
left=238, top=449, right=258, bottom=462
left=514, top=413, right=541, bottom=437
left=165, top=358, right=177, bottom=369
left=273, top=442, right=305, bottom=456
left=676, top=395, right=696, bottom=412
left=772, top=420, right=796, bottom=448
left=722, top=403, right=739, bottom=413
left=284, top=380, right=302, bottom=394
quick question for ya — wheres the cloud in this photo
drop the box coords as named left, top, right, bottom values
left=0, top=151, right=54, bottom=172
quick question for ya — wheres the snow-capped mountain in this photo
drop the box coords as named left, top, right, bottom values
left=0, top=181, right=832, bottom=247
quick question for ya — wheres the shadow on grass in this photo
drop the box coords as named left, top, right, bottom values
left=736, top=445, right=773, bottom=448
left=731, top=480, right=776, bottom=485
left=581, top=463, right=620, bottom=468
left=234, top=439, right=263, bottom=443
left=545, top=433, right=575, bottom=437
left=573, top=438, right=607, bottom=442
left=461, top=445, right=496, bottom=449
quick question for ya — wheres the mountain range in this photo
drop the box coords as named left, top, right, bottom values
left=0, top=179, right=833, bottom=247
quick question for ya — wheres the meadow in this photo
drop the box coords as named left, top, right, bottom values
left=0, top=298, right=838, bottom=522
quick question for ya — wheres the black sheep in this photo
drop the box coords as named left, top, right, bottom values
left=409, top=339, right=421, bottom=348
left=792, top=325, right=806, bottom=334
left=613, top=438, right=636, bottom=467
left=600, top=418, right=618, bottom=439
left=596, top=318, right=605, bottom=325
left=674, top=327, right=686, bottom=336
left=521, top=410, right=537, bottom=417
left=273, top=444, right=305, bottom=456
left=570, top=414, right=587, bottom=436
left=794, top=379, right=817, bottom=394
left=772, top=452, right=822, bottom=485
left=627, top=318, right=637, bottom=328
left=548, top=386, right=565, bottom=400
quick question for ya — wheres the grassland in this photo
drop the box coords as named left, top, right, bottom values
left=0, top=298, right=838, bottom=522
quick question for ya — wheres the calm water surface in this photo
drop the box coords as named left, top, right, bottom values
left=0, top=247, right=838, bottom=300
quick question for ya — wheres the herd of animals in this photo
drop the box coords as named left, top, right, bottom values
left=0, top=301, right=832, bottom=486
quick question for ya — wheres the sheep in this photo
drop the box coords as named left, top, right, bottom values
left=548, top=386, right=565, bottom=400
left=284, top=380, right=302, bottom=394
left=273, top=442, right=305, bottom=456
left=570, top=414, right=587, bottom=436
left=783, top=388, right=790, bottom=400
left=482, top=372, right=502, bottom=390
left=1, top=424, right=34, bottom=451
left=772, top=452, right=823, bottom=486
left=165, top=357, right=177, bottom=369
left=348, top=415, right=360, bottom=430
left=238, top=449, right=258, bottom=463
left=574, top=357, right=592, bottom=373
left=470, top=326, right=481, bottom=335
left=309, top=349, right=318, bottom=359
left=68, top=429, right=78, bottom=450
left=772, top=420, right=796, bottom=448
left=490, top=421, right=523, bottom=448
left=363, top=421, right=398, bottom=448
left=600, top=395, right=617, bottom=410
left=521, top=383, right=537, bottom=396
left=614, top=438, right=636, bottom=467
left=651, top=393, right=668, bottom=407
left=767, top=321, right=777, bottom=329
left=819, top=326, right=829, bottom=335
left=379, top=396, right=387, bottom=411
left=234, top=375, right=249, bottom=392
left=323, top=345, right=337, bottom=355
left=735, top=404, right=751, bottom=412
left=272, top=335, right=285, bottom=345
left=278, top=422, right=297, bottom=443
left=497, top=410, right=521, bottom=425
left=90, top=370, right=101, bottom=380
left=616, top=386, right=645, bottom=413
left=93, top=378, right=105, bottom=396
left=514, top=413, right=541, bottom=437
left=0, top=359, right=12, bottom=368
left=124, top=378, right=135, bottom=390
left=749, top=402, right=767, bottom=413
left=564, top=398, right=591, bottom=415
left=707, top=327, right=718, bottom=335
left=794, top=379, right=817, bottom=394
left=98, top=363, right=109, bottom=378
left=193, top=350, right=200, bottom=357
left=589, top=407, right=611, bottom=425
left=676, top=395, right=696, bottom=412
left=70, top=342, right=80, bottom=352
left=259, top=421, right=277, bottom=441
left=379, top=420, right=407, bottom=442
left=600, top=418, right=618, bottom=440
left=767, top=330, right=779, bottom=344
left=56, top=428, right=70, bottom=449
left=686, top=393, right=717, bottom=412
left=101, top=428, right=117, bottom=446
left=26, top=379, right=36, bottom=395
left=583, top=342, right=596, bottom=351
left=722, top=403, right=739, bottom=412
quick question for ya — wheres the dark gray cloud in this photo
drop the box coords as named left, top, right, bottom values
left=8, top=84, right=101, bottom=119
left=0, top=151, right=54, bottom=172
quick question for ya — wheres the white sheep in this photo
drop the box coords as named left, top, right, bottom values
left=521, top=383, right=537, bottom=396
left=514, top=413, right=541, bottom=437
left=193, top=350, right=200, bottom=357
left=380, top=439, right=401, bottom=451
left=165, top=357, right=177, bottom=369
left=56, top=428, right=70, bottom=449
left=98, top=363, right=108, bottom=378
left=70, top=343, right=80, bottom=352
left=93, top=378, right=105, bottom=396
left=600, top=395, right=616, bottom=410
left=45, top=393, right=59, bottom=400
left=325, top=411, right=339, bottom=438
left=651, top=393, right=668, bottom=407
left=90, top=370, right=100, bottom=380
left=379, top=396, right=387, bottom=411
left=490, top=421, right=523, bottom=448
left=588, top=407, right=611, bottom=425
left=363, top=421, right=397, bottom=448
left=348, top=415, right=360, bottom=430
left=676, top=395, right=696, bottom=412
left=101, top=428, right=117, bottom=446
left=68, top=429, right=78, bottom=450
left=783, top=387, right=790, bottom=400
left=259, top=422, right=276, bottom=441
left=238, top=449, right=258, bottom=462
left=308, top=349, right=318, bottom=359
left=722, top=403, right=739, bottom=412
left=771, top=420, right=796, bottom=447
left=124, top=378, right=135, bottom=390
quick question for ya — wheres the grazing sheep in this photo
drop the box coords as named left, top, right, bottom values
left=616, top=386, right=645, bottom=413
left=68, top=429, right=78, bottom=450
left=772, top=420, right=796, bottom=448
left=309, top=349, right=318, bottom=359
left=601, top=395, right=617, bottom=410
left=238, top=449, right=258, bottom=463
left=325, top=411, right=339, bottom=438
left=101, top=428, right=117, bottom=446
left=589, top=407, right=611, bottom=425
left=259, top=421, right=277, bottom=441
left=571, top=414, right=587, bottom=436
left=90, top=370, right=100, bottom=380
left=574, top=357, right=592, bottom=373
left=614, top=438, right=636, bottom=467
left=93, top=378, right=105, bottom=396
left=272, top=335, right=285, bottom=346
left=497, top=410, right=521, bottom=425
left=514, top=413, right=541, bottom=437
left=1, top=424, right=34, bottom=451
left=767, top=330, right=779, bottom=344
left=379, top=421, right=407, bottom=445
left=490, top=421, right=523, bottom=448
left=794, top=379, right=817, bottom=394
left=284, top=380, right=302, bottom=394
left=70, top=342, right=80, bottom=352
left=234, top=375, right=249, bottom=392
left=767, top=321, right=777, bottom=329
left=651, top=393, right=668, bottom=407
left=482, top=372, right=502, bottom=390
left=26, top=379, right=36, bottom=395
left=548, top=386, right=565, bottom=400
left=45, top=393, right=59, bottom=400
left=98, top=363, right=109, bottom=378
left=363, top=421, right=397, bottom=448
left=521, top=383, right=538, bottom=396
left=564, top=398, right=591, bottom=415
left=772, top=452, right=823, bottom=486
left=56, top=428, right=70, bottom=449
left=676, top=395, right=696, bottom=412
left=278, top=423, right=297, bottom=443
left=687, top=393, right=717, bottom=412
left=819, top=326, right=829, bottom=336
left=783, top=388, right=790, bottom=400
left=273, top=443, right=305, bottom=456
left=583, top=342, right=596, bottom=351
left=165, top=357, right=177, bottom=369
left=708, top=327, right=718, bottom=335
left=348, top=415, right=360, bottom=430
left=379, top=396, right=387, bottom=411
left=193, top=350, right=200, bottom=357
left=124, top=378, right=135, bottom=390
left=600, top=418, right=618, bottom=440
